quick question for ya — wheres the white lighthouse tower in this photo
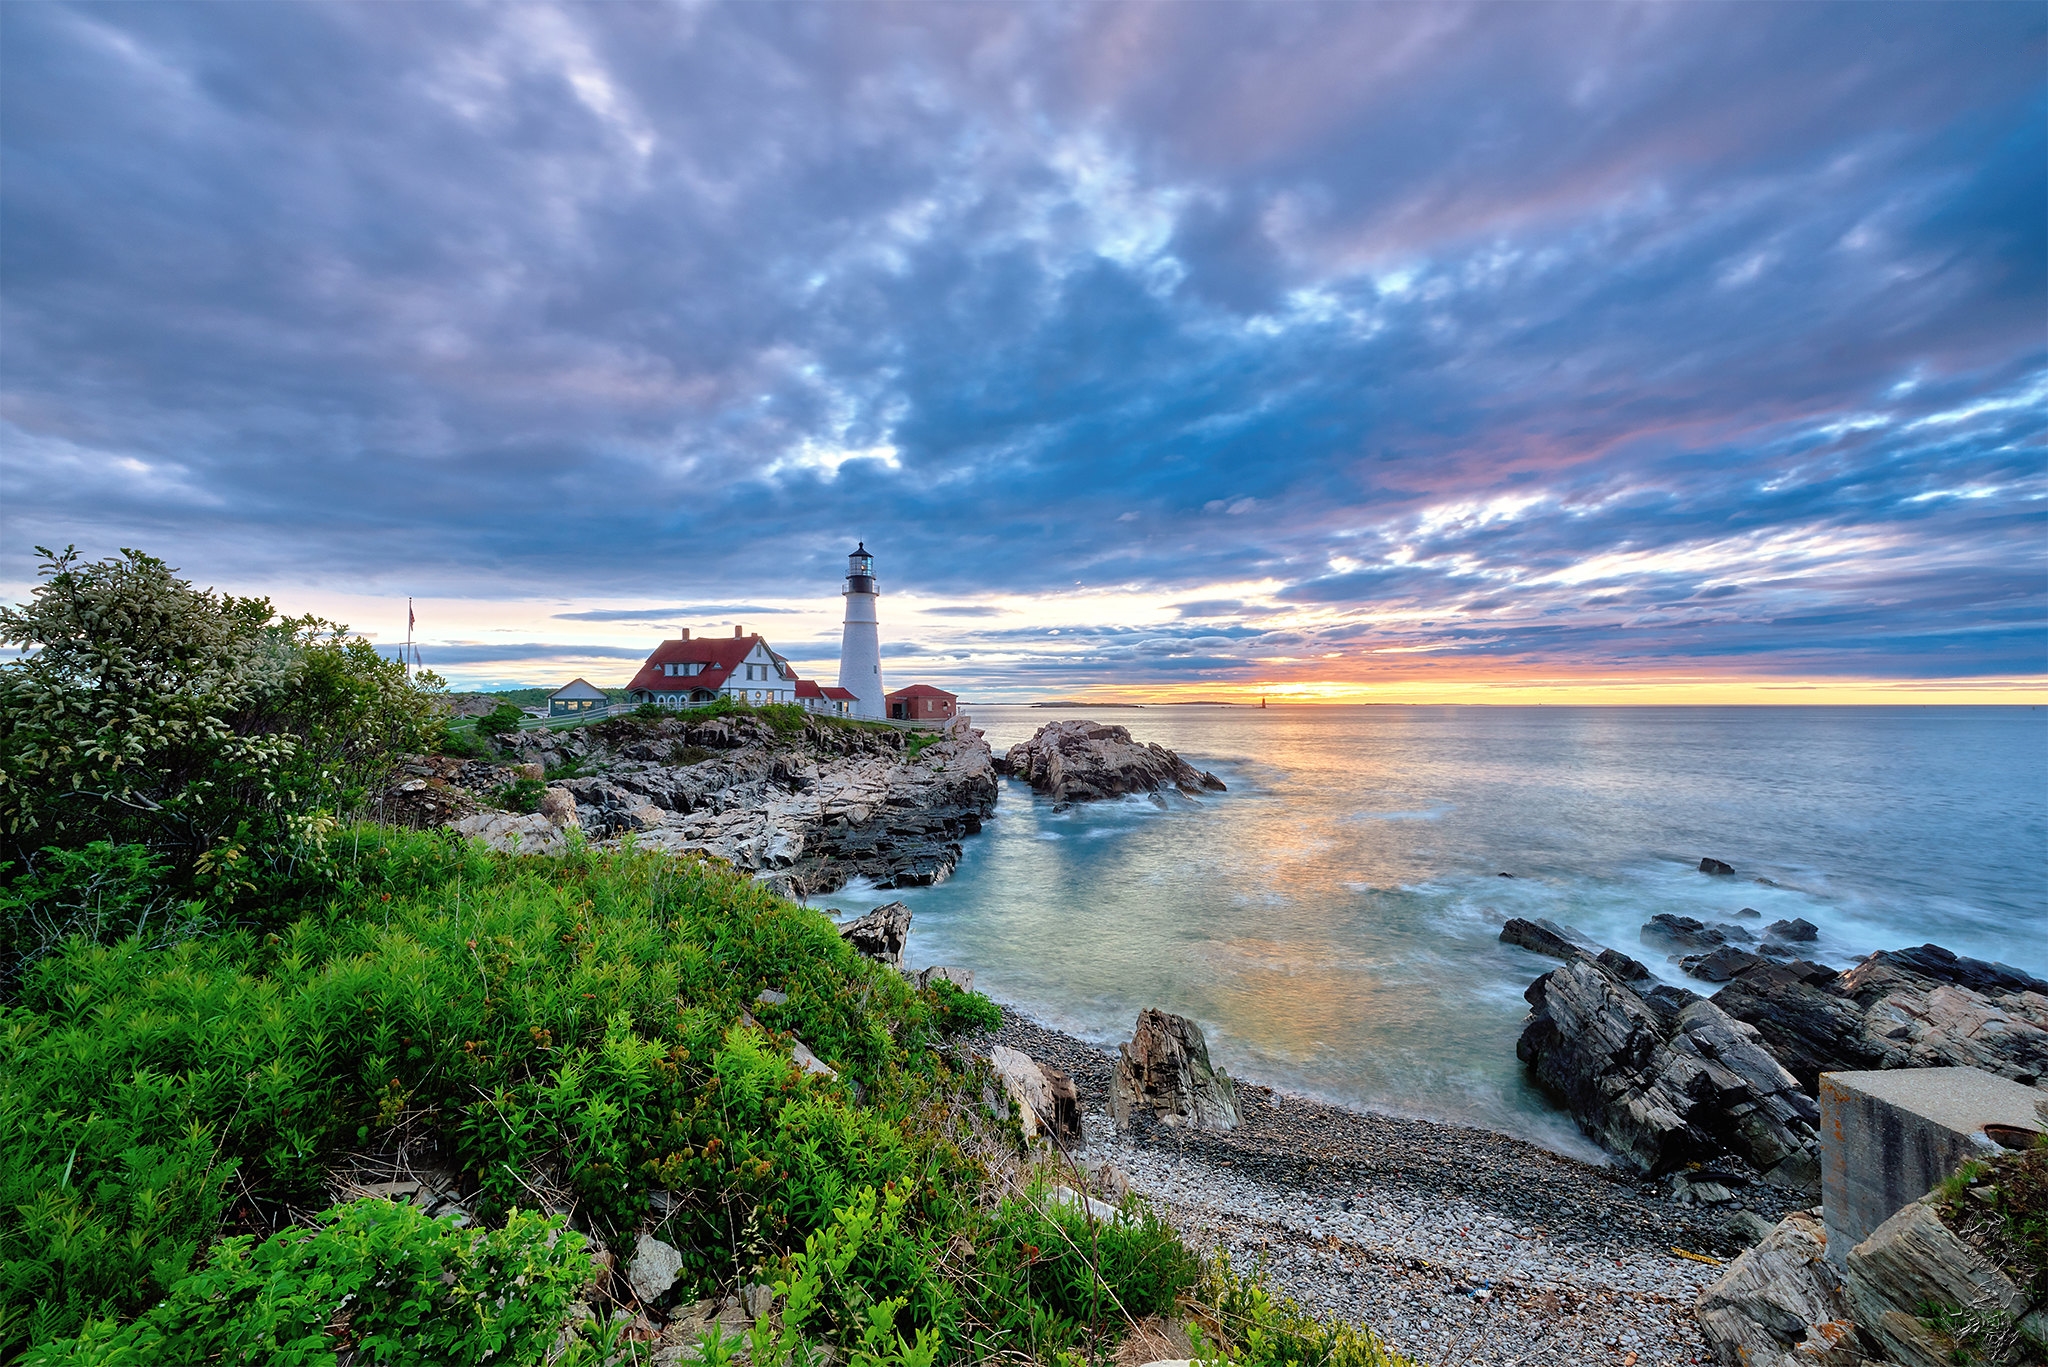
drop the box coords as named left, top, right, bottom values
left=837, top=542, right=885, bottom=719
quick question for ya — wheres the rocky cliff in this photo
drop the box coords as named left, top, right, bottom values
left=382, top=710, right=997, bottom=896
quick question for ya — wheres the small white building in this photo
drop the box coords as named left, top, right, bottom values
left=548, top=677, right=609, bottom=716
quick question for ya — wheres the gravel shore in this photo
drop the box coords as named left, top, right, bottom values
left=977, top=1008, right=1799, bottom=1366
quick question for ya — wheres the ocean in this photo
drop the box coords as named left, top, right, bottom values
left=839, top=705, right=2048, bottom=1161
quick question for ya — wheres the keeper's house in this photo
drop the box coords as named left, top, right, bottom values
left=885, top=684, right=957, bottom=722
left=625, top=627, right=857, bottom=716
left=549, top=678, right=608, bottom=716
left=626, top=627, right=800, bottom=708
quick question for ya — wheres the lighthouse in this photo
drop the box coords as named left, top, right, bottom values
left=837, top=542, right=885, bottom=719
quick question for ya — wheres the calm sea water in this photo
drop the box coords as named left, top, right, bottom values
left=841, top=705, right=2048, bottom=1160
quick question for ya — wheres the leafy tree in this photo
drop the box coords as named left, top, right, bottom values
left=0, top=546, right=445, bottom=902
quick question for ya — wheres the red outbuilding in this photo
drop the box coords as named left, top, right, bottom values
left=885, top=684, right=957, bottom=722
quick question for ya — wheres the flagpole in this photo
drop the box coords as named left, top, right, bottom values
left=406, top=598, right=414, bottom=681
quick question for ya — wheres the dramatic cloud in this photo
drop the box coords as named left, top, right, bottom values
left=1, top=1, right=2041, bottom=695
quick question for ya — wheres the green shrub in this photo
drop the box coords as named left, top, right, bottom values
left=1193, top=1251, right=1417, bottom=1366
left=491, top=777, right=545, bottom=813
left=474, top=704, right=526, bottom=741
left=923, top=979, right=1001, bottom=1035
left=22, top=1199, right=589, bottom=1367
left=433, top=722, right=487, bottom=759
left=0, top=842, right=212, bottom=982
left=958, top=1182, right=1198, bottom=1358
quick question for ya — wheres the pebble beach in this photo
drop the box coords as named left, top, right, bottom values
left=978, top=1009, right=1802, bottom=1366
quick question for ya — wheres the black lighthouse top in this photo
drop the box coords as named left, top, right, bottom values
left=844, top=542, right=877, bottom=596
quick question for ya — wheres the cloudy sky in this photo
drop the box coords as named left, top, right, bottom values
left=3, top=2, right=2042, bottom=700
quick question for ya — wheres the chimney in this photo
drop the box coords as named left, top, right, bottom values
left=734, top=624, right=743, bottom=638
left=678, top=628, right=690, bottom=641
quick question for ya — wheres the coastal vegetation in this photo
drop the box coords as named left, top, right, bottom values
left=0, top=547, right=1417, bottom=1365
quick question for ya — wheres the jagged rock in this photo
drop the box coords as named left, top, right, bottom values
left=1701, top=857, right=1737, bottom=876
left=1643, top=913, right=1730, bottom=951
left=789, top=1039, right=836, bottom=1079
left=1713, top=963, right=1885, bottom=1093
left=1050, top=1184, right=1130, bottom=1225
left=374, top=754, right=548, bottom=827
left=991, top=1045, right=1080, bottom=1143
left=1723, top=1208, right=1780, bottom=1248
left=1110, top=1008, right=1241, bottom=1132
left=621, top=803, right=668, bottom=833
left=1592, top=946, right=1658, bottom=984
left=538, top=787, right=580, bottom=830
left=451, top=810, right=573, bottom=855
left=626, top=1233, right=685, bottom=1305
left=1716, top=946, right=2048, bottom=1091
left=1083, top=1158, right=1131, bottom=1202
left=908, top=965, right=975, bottom=992
left=1684, top=945, right=1766, bottom=983
left=1500, top=920, right=1662, bottom=982
left=1850, top=944, right=2048, bottom=1001
left=1694, top=1210, right=1869, bottom=1367
left=1500, top=917, right=1599, bottom=961
left=839, top=902, right=911, bottom=969
left=999, top=720, right=1225, bottom=802
left=1844, top=1197, right=2044, bottom=1367
left=1764, top=918, right=1819, bottom=944
left=1516, top=956, right=1820, bottom=1185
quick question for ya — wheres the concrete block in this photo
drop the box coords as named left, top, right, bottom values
left=1818, top=1066, right=2047, bottom=1263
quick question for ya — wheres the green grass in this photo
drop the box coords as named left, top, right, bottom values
left=0, top=832, right=1216, bottom=1364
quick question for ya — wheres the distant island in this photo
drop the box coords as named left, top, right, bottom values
left=1024, top=699, right=1248, bottom=708
left=1028, top=699, right=1146, bottom=708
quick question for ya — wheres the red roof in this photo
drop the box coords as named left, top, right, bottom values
left=794, top=679, right=824, bottom=699
left=626, top=635, right=779, bottom=695
left=821, top=686, right=857, bottom=701
left=885, top=684, right=957, bottom=701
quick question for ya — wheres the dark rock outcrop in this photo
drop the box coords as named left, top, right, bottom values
left=997, top=720, right=1225, bottom=802
left=1762, top=918, right=1818, bottom=945
left=1110, top=1008, right=1241, bottom=1132
left=1517, top=955, right=1820, bottom=1188
left=1850, top=944, right=2048, bottom=1001
left=1710, top=962, right=1884, bottom=1093
left=1700, top=857, right=1737, bottom=876
left=1682, top=945, right=1766, bottom=984
left=838, top=901, right=911, bottom=970
left=1500, top=917, right=1594, bottom=962
left=1712, top=946, right=2048, bottom=1091
left=1643, top=913, right=1731, bottom=951
left=1498, top=919, right=1653, bottom=983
